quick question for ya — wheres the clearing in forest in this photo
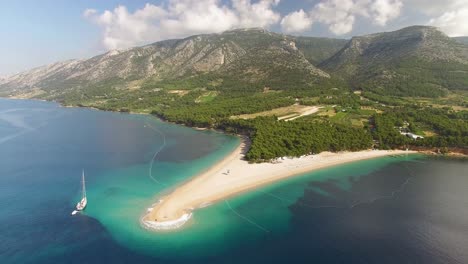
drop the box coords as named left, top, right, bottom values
left=232, top=104, right=321, bottom=121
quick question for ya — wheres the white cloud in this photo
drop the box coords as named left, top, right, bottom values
left=428, top=7, right=468, bottom=37
left=84, top=0, right=468, bottom=47
left=83, top=8, right=97, bottom=18
left=328, top=15, right=355, bottom=35
left=311, top=0, right=360, bottom=35
left=159, top=0, right=239, bottom=37
left=85, top=4, right=169, bottom=50
left=371, top=0, right=403, bottom=26
left=233, top=0, right=281, bottom=28
left=404, top=0, right=468, bottom=37
left=281, top=0, right=403, bottom=35
left=280, top=9, right=313, bottom=33
left=406, top=0, right=467, bottom=16
left=85, top=0, right=280, bottom=50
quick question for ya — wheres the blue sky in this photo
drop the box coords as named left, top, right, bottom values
left=1, top=0, right=466, bottom=75
left=0, top=1, right=149, bottom=75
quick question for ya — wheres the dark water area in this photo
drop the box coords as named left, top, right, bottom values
left=1, top=99, right=467, bottom=264
left=214, top=158, right=468, bottom=264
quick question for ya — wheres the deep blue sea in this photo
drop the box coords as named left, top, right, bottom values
left=0, top=98, right=467, bottom=264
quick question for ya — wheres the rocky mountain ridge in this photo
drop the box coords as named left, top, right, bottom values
left=0, top=28, right=336, bottom=97
left=320, top=26, right=468, bottom=96
left=1, top=26, right=467, bottom=99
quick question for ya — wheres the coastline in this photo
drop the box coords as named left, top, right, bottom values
left=3, top=97, right=466, bottom=156
left=142, top=138, right=418, bottom=230
left=0, top=97, right=468, bottom=230
left=2, top=97, right=465, bottom=230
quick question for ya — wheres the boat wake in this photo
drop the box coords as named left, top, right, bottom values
left=0, top=108, right=66, bottom=145
left=145, top=122, right=167, bottom=186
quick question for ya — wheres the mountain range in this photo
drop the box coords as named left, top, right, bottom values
left=454, top=36, right=468, bottom=45
left=1, top=26, right=467, bottom=100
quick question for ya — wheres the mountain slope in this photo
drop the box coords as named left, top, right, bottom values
left=2, top=26, right=468, bottom=101
left=321, top=26, right=468, bottom=97
left=0, top=28, right=333, bottom=100
left=294, top=37, right=348, bottom=65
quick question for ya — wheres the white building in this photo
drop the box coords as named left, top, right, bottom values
left=401, top=132, right=424, bottom=140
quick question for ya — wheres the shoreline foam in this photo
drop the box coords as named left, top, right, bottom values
left=142, top=139, right=417, bottom=230
left=141, top=213, right=193, bottom=230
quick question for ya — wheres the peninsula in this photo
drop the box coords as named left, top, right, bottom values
left=142, top=140, right=415, bottom=230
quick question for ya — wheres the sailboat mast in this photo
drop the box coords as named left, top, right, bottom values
left=82, top=170, right=86, bottom=199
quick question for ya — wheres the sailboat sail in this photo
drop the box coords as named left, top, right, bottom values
left=81, top=170, right=86, bottom=200
left=75, top=170, right=87, bottom=211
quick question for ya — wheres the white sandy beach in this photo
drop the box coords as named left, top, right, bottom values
left=142, top=140, right=415, bottom=230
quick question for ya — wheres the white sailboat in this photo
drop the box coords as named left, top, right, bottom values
left=72, top=170, right=87, bottom=215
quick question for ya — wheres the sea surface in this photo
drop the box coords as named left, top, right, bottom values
left=0, top=98, right=467, bottom=264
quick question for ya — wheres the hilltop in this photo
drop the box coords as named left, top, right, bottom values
left=321, top=26, right=468, bottom=97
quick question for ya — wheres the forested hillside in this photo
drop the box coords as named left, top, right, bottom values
left=293, top=37, right=348, bottom=65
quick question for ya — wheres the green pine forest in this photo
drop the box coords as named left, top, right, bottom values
left=57, top=71, right=468, bottom=162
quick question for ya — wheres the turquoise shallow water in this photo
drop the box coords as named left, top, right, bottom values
left=1, top=98, right=467, bottom=264
left=84, top=133, right=242, bottom=258
left=85, top=147, right=423, bottom=259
